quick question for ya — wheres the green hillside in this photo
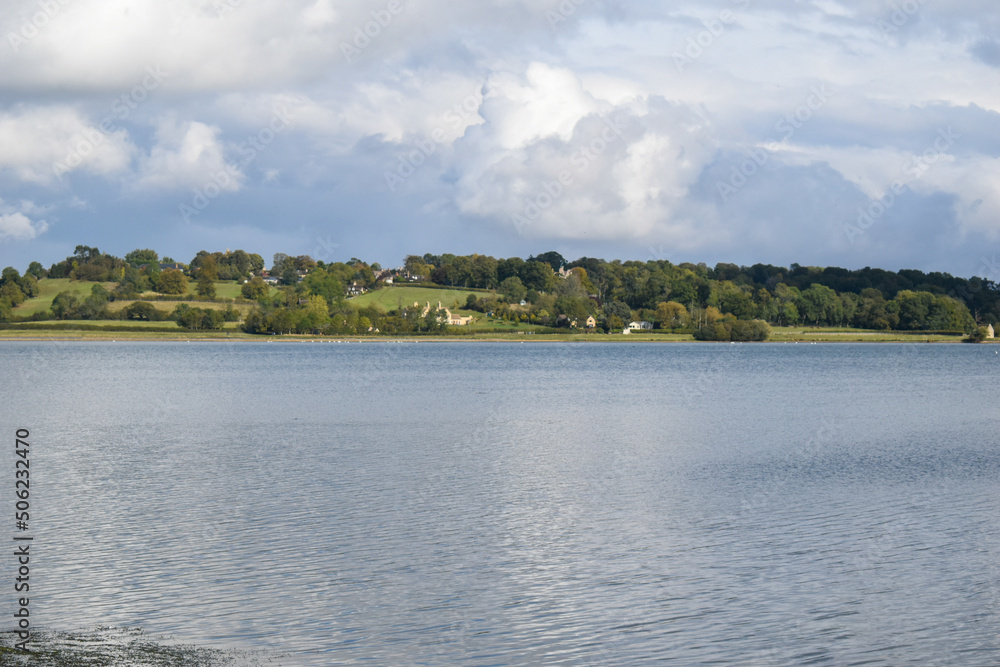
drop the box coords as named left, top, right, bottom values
left=350, top=285, right=490, bottom=312
left=13, top=279, right=117, bottom=315
left=12, top=278, right=269, bottom=317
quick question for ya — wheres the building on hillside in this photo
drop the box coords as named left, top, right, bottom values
left=420, top=301, right=473, bottom=326
left=346, top=282, right=367, bottom=297
left=138, top=262, right=186, bottom=272
left=628, top=321, right=653, bottom=331
left=572, top=315, right=597, bottom=329
left=988, top=324, right=995, bottom=339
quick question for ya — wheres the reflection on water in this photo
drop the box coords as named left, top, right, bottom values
left=2, top=342, right=999, bottom=665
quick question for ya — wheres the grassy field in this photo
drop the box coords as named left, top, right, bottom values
left=13, top=278, right=117, bottom=315
left=106, top=299, right=254, bottom=315
left=767, top=326, right=966, bottom=342
left=350, top=286, right=489, bottom=313
left=3, top=319, right=242, bottom=330
left=12, top=278, right=269, bottom=317
left=212, top=281, right=247, bottom=299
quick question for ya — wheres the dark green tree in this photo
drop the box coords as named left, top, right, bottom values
left=156, top=269, right=188, bottom=295
left=196, top=275, right=216, bottom=299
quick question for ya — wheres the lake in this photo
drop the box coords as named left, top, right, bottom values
left=2, top=341, right=999, bottom=665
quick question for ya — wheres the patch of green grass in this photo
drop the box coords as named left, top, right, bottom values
left=768, top=326, right=964, bottom=342
left=13, top=279, right=117, bottom=315
left=13, top=278, right=270, bottom=319
left=211, top=281, right=245, bottom=299
left=107, top=300, right=252, bottom=315
left=350, top=286, right=491, bottom=313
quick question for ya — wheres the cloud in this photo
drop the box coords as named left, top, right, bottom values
left=0, top=107, right=134, bottom=184
left=970, top=38, right=1000, bottom=67
left=454, top=65, right=717, bottom=241
left=0, top=0, right=600, bottom=94
left=2, top=0, right=1000, bottom=273
left=0, top=213, right=48, bottom=241
left=0, top=200, right=49, bottom=241
left=134, top=118, right=243, bottom=192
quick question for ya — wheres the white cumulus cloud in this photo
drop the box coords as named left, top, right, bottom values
left=134, top=119, right=243, bottom=192
left=0, top=200, right=49, bottom=241
left=0, top=107, right=134, bottom=184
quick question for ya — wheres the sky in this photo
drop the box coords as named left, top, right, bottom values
left=1, top=0, right=999, bottom=277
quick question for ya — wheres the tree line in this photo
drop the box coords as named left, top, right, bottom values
left=2, top=245, right=997, bottom=337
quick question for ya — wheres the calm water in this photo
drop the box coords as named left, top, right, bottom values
left=2, top=341, right=1000, bottom=665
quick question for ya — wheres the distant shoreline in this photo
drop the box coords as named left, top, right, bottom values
left=0, top=331, right=987, bottom=344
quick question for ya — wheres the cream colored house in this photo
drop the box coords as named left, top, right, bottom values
left=419, top=301, right=473, bottom=326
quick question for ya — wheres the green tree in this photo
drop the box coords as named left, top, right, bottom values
left=926, top=295, right=974, bottom=331
left=17, top=273, right=38, bottom=299
left=713, top=282, right=756, bottom=319
left=302, top=271, right=344, bottom=302
left=77, top=284, right=111, bottom=319
left=693, top=319, right=771, bottom=341
left=445, top=256, right=474, bottom=286
left=281, top=264, right=300, bottom=286
left=173, top=305, right=224, bottom=330
left=298, top=295, right=330, bottom=333
left=196, top=275, right=217, bottom=299
left=125, top=249, right=159, bottom=266
left=779, top=301, right=800, bottom=326
left=656, top=301, right=690, bottom=329
left=498, top=257, right=525, bottom=283
left=195, top=253, right=219, bottom=280
left=499, top=276, right=527, bottom=303
left=241, top=276, right=269, bottom=300
left=294, top=255, right=317, bottom=272
left=965, top=326, right=990, bottom=343
left=471, top=255, right=499, bottom=289
left=799, top=284, right=838, bottom=325
left=531, top=251, right=566, bottom=272
left=115, top=265, right=151, bottom=298
left=124, top=301, right=161, bottom=321
left=272, top=253, right=292, bottom=275
left=0, top=282, right=25, bottom=307
left=1, top=267, right=21, bottom=284
left=26, top=261, right=47, bottom=279
left=521, top=261, right=556, bottom=292
left=156, top=269, right=188, bottom=295
left=894, top=290, right=933, bottom=330
left=51, top=292, right=79, bottom=319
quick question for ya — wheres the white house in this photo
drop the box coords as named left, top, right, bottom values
left=628, top=321, right=653, bottom=331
